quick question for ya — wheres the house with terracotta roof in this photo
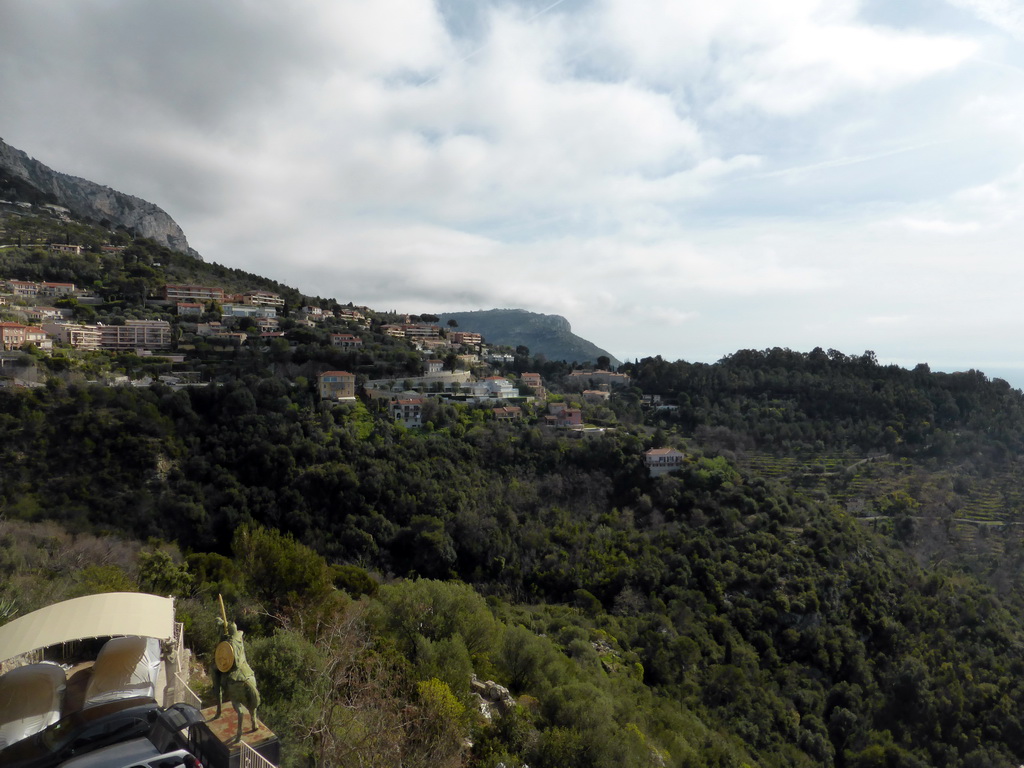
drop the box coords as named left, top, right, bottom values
left=47, top=244, right=82, bottom=255
left=493, top=406, right=522, bottom=422
left=330, top=333, right=363, bottom=350
left=391, top=397, right=424, bottom=427
left=520, top=372, right=545, bottom=398
left=176, top=302, right=204, bottom=317
left=6, top=280, right=38, bottom=297
left=0, top=323, right=27, bottom=350
left=543, top=402, right=583, bottom=428
left=645, top=447, right=687, bottom=476
left=450, top=331, right=482, bottom=346
left=40, top=282, right=76, bottom=296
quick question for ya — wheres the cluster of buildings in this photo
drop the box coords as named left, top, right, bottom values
left=0, top=322, right=50, bottom=351
left=1, top=319, right=173, bottom=352
left=316, top=368, right=683, bottom=475
left=1, top=279, right=364, bottom=353
left=380, top=322, right=482, bottom=352
left=3, top=276, right=689, bottom=474
left=163, top=284, right=369, bottom=336
left=1, top=279, right=174, bottom=353
left=5, top=279, right=77, bottom=298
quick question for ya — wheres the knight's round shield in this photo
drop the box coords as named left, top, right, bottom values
left=215, top=640, right=235, bottom=672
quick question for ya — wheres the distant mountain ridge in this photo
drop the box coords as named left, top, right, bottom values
left=439, top=308, right=620, bottom=366
left=0, top=137, right=200, bottom=259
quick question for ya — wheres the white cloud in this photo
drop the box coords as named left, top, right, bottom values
left=592, top=0, right=974, bottom=115
left=891, top=217, right=981, bottom=234
left=5, top=0, right=1024, bottom=382
left=946, top=0, right=1024, bottom=40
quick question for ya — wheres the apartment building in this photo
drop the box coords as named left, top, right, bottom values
left=42, top=323, right=102, bottom=351
left=243, top=290, right=285, bottom=308
left=162, top=284, right=225, bottom=303
left=99, top=320, right=172, bottom=351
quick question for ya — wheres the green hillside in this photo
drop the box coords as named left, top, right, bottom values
left=4, top=217, right=1024, bottom=767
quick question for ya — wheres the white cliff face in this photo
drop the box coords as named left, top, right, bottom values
left=0, top=138, right=201, bottom=259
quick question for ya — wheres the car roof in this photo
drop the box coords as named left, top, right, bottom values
left=56, top=736, right=159, bottom=767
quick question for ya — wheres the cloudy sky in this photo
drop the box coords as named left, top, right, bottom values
left=4, top=0, right=1024, bottom=381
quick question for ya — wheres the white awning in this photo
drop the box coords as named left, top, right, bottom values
left=0, top=593, right=175, bottom=663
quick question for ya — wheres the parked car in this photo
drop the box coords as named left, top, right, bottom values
left=0, top=697, right=205, bottom=768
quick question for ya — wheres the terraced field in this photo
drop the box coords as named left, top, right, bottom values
left=738, top=452, right=1024, bottom=554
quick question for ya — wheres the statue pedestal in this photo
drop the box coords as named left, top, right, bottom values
left=195, top=706, right=280, bottom=768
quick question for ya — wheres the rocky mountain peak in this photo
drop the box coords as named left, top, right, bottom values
left=0, top=138, right=201, bottom=259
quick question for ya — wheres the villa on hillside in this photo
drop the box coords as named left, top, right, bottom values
left=645, top=447, right=687, bottom=476
left=0, top=323, right=27, bottom=351
left=47, top=244, right=82, bottom=255
left=520, top=372, right=545, bottom=398
left=391, top=397, right=424, bottom=427
left=330, top=333, right=362, bottom=350
left=449, top=331, right=482, bottom=346
left=7, top=280, right=40, bottom=297
left=493, top=406, right=522, bottom=422
left=318, top=370, right=357, bottom=400
left=177, top=302, right=204, bottom=316
left=40, top=281, right=76, bottom=296
left=543, top=402, right=583, bottom=428
left=468, top=376, right=519, bottom=401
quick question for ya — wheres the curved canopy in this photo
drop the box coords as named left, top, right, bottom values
left=0, top=593, right=174, bottom=663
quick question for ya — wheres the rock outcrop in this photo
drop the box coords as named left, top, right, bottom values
left=470, top=675, right=517, bottom=721
left=0, top=138, right=201, bottom=259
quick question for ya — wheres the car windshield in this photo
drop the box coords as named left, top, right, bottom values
left=40, top=699, right=155, bottom=754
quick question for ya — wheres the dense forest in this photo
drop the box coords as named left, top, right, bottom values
left=5, top=217, right=1024, bottom=767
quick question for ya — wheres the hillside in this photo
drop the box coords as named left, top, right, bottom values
left=5, top=215, right=1024, bottom=766
left=0, top=137, right=200, bottom=258
left=439, top=308, right=620, bottom=367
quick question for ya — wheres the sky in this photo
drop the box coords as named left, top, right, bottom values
left=4, top=0, right=1024, bottom=383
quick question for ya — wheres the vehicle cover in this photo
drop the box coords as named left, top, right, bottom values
left=84, top=637, right=162, bottom=708
left=0, top=663, right=67, bottom=748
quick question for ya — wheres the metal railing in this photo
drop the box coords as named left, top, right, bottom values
left=173, top=672, right=203, bottom=709
left=240, top=741, right=277, bottom=768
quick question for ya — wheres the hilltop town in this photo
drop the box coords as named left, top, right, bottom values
left=0, top=206, right=683, bottom=474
